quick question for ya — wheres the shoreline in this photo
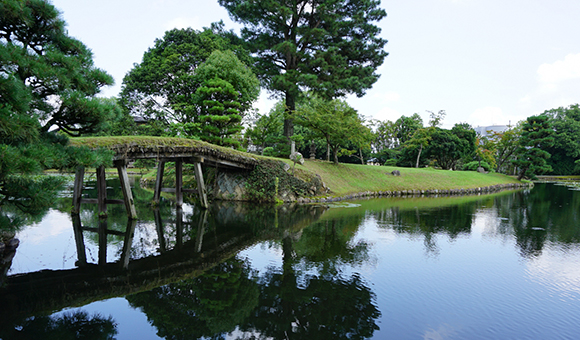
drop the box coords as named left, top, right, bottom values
left=296, top=182, right=533, bottom=203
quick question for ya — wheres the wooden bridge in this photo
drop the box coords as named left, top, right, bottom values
left=70, top=137, right=261, bottom=218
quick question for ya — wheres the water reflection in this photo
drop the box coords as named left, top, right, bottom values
left=2, top=181, right=580, bottom=339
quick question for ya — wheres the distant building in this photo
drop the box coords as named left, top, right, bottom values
left=474, top=125, right=508, bottom=137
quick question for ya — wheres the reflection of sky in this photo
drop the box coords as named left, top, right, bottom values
left=12, top=209, right=77, bottom=274
left=526, top=243, right=580, bottom=298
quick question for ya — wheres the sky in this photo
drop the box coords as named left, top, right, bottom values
left=50, top=0, right=580, bottom=129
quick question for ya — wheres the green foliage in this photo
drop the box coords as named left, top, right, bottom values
left=120, top=23, right=258, bottom=139
left=0, top=0, right=115, bottom=136
left=295, top=95, right=370, bottom=164
left=0, top=0, right=115, bottom=229
left=384, top=158, right=398, bottom=166
left=244, top=161, right=310, bottom=202
left=218, top=0, right=388, bottom=139
left=543, top=104, right=580, bottom=175
left=395, top=114, right=423, bottom=145
left=513, top=114, right=554, bottom=180
left=463, top=160, right=492, bottom=172
left=196, top=77, right=244, bottom=147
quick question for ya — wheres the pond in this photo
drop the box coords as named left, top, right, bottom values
left=1, top=180, right=580, bottom=339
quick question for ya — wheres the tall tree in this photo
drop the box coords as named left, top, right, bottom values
left=512, top=114, right=554, bottom=180
left=218, top=0, right=388, bottom=141
left=120, top=23, right=257, bottom=132
left=394, top=113, right=423, bottom=145
left=543, top=104, right=580, bottom=175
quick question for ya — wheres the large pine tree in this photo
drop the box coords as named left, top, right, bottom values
left=1, top=0, right=114, bottom=227
left=218, top=0, right=388, bottom=140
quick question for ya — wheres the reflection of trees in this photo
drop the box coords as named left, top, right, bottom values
left=127, top=257, right=259, bottom=339
left=293, top=215, right=370, bottom=275
left=0, top=311, right=117, bottom=340
left=491, top=184, right=580, bottom=258
left=240, top=234, right=380, bottom=340
left=126, top=209, right=380, bottom=340
left=373, top=202, right=476, bottom=255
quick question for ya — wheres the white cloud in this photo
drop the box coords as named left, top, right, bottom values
left=469, top=106, right=525, bottom=127
left=537, top=53, right=580, bottom=90
left=375, top=91, right=401, bottom=103
left=371, top=106, right=402, bottom=122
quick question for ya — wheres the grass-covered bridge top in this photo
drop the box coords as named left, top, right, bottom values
left=70, top=136, right=260, bottom=170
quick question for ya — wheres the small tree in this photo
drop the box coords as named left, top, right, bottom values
left=196, top=78, right=243, bottom=148
left=295, top=96, right=365, bottom=165
left=513, top=115, right=554, bottom=180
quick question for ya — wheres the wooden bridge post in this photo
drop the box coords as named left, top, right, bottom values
left=195, top=209, right=208, bottom=252
left=96, top=165, right=107, bottom=217
left=153, top=160, right=165, bottom=205
left=71, top=214, right=87, bottom=266
left=193, top=162, right=209, bottom=209
left=153, top=209, right=167, bottom=253
left=175, top=159, right=183, bottom=207
left=98, top=218, right=107, bottom=265
left=120, top=219, right=136, bottom=270
left=71, top=166, right=85, bottom=214
left=115, top=160, right=137, bottom=219
left=176, top=207, right=183, bottom=249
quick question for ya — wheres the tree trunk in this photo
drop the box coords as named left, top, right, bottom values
left=332, top=146, right=339, bottom=165
left=415, top=144, right=423, bottom=168
left=284, top=92, right=295, bottom=143
left=359, top=148, right=364, bottom=165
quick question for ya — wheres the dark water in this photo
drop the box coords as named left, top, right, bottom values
left=1, top=181, right=580, bottom=339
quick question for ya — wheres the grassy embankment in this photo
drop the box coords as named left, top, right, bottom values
left=69, top=136, right=524, bottom=198
left=284, top=159, right=523, bottom=197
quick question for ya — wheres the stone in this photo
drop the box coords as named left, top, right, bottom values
left=290, top=152, right=305, bottom=165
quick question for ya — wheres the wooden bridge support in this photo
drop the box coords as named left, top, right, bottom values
left=115, top=160, right=138, bottom=219
left=153, top=158, right=208, bottom=209
left=72, top=216, right=136, bottom=269
left=71, top=164, right=137, bottom=219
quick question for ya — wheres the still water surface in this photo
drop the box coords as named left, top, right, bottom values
left=1, top=182, right=580, bottom=339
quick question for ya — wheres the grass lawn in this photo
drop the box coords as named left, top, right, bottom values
left=284, top=159, right=522, bottom=197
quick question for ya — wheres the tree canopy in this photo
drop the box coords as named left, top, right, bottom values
left=0, top=0, right=113, bottom=227
left=512, top=114, right=554, bottom=180
left=120, top=23, right=259, bottom=138
left=543, top=104, right=580, bottom=175
left=1, top=0, right=115, bottom=136
left=295, top=95, right=371, bottom=164
left=219, top=0, right=388, bottom=139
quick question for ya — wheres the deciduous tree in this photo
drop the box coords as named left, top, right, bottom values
left=120, top=23, right=258, bottom=135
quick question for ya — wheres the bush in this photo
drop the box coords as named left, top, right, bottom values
left=384, top=159, right=398, bottom=166
left=463, top=160, right=491, bottom=172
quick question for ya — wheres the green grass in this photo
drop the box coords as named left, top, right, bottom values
left=284, top=159, right=522, bottom=197
left=70, top=136, right=524, bottom=198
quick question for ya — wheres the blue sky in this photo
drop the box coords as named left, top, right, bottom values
left=51, top=0, right=580, bottom=128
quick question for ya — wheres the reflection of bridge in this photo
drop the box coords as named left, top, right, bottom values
left=0, top=203, right=325, bottom=324
left=71, top=138, right=260, bottom=217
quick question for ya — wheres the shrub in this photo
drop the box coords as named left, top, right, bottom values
left=384, top=159, right=398, bottom=166
left=463, top=161, right=492, bottom=172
